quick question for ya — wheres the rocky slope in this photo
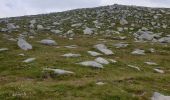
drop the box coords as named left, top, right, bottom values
left=0, top=4, right=170, bottom=100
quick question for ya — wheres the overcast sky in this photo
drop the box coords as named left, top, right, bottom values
left=0, top=0, right=170, bottom=18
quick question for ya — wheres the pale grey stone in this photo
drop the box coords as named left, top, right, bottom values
left=62, top=53, right=81, bottom=58
left=39, top=39, right=57, bottom=46
left=131, top=49, right=145, bottom=55
left=87, top=51, right=102, bottom=57
left=17, top=38, right=32, bottom=50
left=94, top=44, right=114, bottom=55
left=95, top=57, right=109, bottom=65
left=78, top=61, right=104, bottom=68
left=151, top=92, right=170, bottom=100
left=23, top=58, right=36, bottom=63
left=0, top=48, right=8, bottom=52
left=44, top=68, right=74, bottom=75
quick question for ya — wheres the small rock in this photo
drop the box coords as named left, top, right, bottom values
left=154, top=69, right=164, bottom=74
left=96, top=82, right=105, bottom=86
left=0, top=48, right=8, bottom=52
left=83, top=27, right=93, bottom=35
left=144, top=62, right=158, bottom=66
left=128, top=65, right=141, bottom=71
left=120, top=18, right=128, bottom=25
left=44, top=68, right=74, bottom=75
left=64, top=45, right=77, bottom=49
left=62, top=53, right=81, bottom=58
left=39, top=39, right=57, bottom=46
left=108, top=59, right=117, bottom=63
left=113, top=42, right=129, bottom=48
left=131, top=49, right=145, bottom=55
left=23, top=58, right=36, bottom=63
left=87, top=51, right=102, bottom=57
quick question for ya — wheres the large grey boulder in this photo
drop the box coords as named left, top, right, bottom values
left=94, top=44, right=114, bottom=55
left=17, top=38, right=32, bottom=50
left=158, top=37, right=170, bottom=43
left=78, top=61, right=104, bottom=68
left=39, top=39, right=57, bottom=46
left=151, top=92, right=170, bottom=100
left=95, top=57, right=109, bottom=65
left=134, top=31, right=157, bottom=41
left=7, top=23, right=16, bottom=30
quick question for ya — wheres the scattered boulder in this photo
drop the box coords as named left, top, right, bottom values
left=151, top=92, right=170, bottom=100
left=95, top=57, right=109, bottom=65
left=64, top=45, right=78, bottom=49
left=134, top=31, right=157, bottom=41
left=144, top=62, right=158, bottom=66
left=131, top=49, right=145, bottom=55
left=154, top=68, right=165, bottom=74
left=17, top=38, right=32, bottom=50
left=120, top=18, right=128, bottom=25
left=96, top=82, right=106, bottom=86
left=78, top=61, right=104, bottom=68
left=0, top=48, right=8, bottom=52
left=113, top=42, right=129, bottom=48
left=44, top=68, right=74, bottom=75
left=83, top=27, right=93, bottom=35
left=37, top=25, right=44, bottom=30
left=87, top=51, right=102, bottom=57
left=62, top=53, right=81, bottom=58
left=128, top=65, right=141, bottom=71
left=94, top=44, right=114, bottom=55
left=7, top=23, right=16, bottom=30
left=39, top=39, right=57, bottom=46
left=51, top=30, right=62, bottom=34
left=158, top=37, right=170, bottom=43
left=23, top=58, right=36, bottom=63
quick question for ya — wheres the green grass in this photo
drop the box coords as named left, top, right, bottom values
left=0, top=32, right=170, bottom=100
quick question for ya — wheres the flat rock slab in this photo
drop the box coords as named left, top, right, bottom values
left=113, top=42, right=129, bottom=48
left=144, top=62, right=158, bottom=66
left=131, top=49, right=145, bottom=55
left=94, top=44, right=114, bottom=55
left=39, top=39, right=57, bottom=46
left=62, top=53, right=81, bottom=58
left=154, top=69, right=164, bottom=74
left=64, top=45, right=78, bottom=49
left=78, top=61, right=104, bottom=68
left=23, top=58, right=36, bottom=63
left=0, top=48, right=8, bottom=52
left=95, top=57, right=109, bottom=65
left=128, top=65, right=141, bottom=71
left=44, top=68, right=74, bottom=75
left=87, top=51, right=102, bottom=57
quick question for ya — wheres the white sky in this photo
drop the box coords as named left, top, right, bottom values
left=0, top=0, right=170, bottom=18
